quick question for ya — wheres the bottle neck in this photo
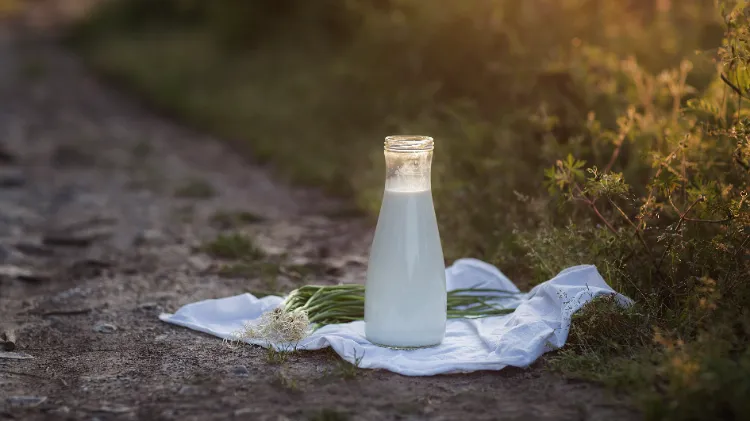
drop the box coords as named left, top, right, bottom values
left=384, top=150, right=433, bottom=192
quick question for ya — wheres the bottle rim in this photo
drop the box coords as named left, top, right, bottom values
left=384, top=135, right=434, bottom=152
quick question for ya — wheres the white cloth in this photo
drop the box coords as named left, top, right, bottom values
left=159, top=259, right=631, bottom=376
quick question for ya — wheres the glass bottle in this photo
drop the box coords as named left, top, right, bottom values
left=364, top=135, right=447, bottom=348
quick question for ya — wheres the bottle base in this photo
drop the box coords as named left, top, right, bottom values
left=371, top=342, right=440, bottom=351
left=369, top=340, right=442, bottom=350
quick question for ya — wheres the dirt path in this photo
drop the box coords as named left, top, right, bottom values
left=0, top=28, right=639, bottom=421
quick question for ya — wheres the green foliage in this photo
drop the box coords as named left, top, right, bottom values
left=210, top=210, right=264, bottom=229
left=74, top=0, right=750, bottom=418
left=309, top=408, right=349, bottom=421
left=174, top=178, right=215, bottom=198
left=203, top=233, right=264, bottom=260
left=131, top=140, right=152, bottom=158
left=333, top=350, right=364, bottom=380
left=273, top=369, right=300, bottom=391
left=265, top=347, right=291, bottom=365
left=18, top=57, right=47, bottom=82
left=334, top=361, right=360, bottom=380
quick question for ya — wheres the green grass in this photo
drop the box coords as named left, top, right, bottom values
left=51, top=143, right=96, bottom=167
left=18, top=56, right=47, bottom=82
left=174, top=178, right=215, bottom=198
left=308, top=409, right=348, bottom=421
left=210, top=210, right=264, bottom=229
left=127, top=164, right=166, bottom=192
left=264, top=347, right=291, bottom=365
left=203, top=233, right=264, bottom=260
left=172, top=205, right=195, bottom=223
left=219, top=261, right=280, bottom=292
left=131, top=140, right=152, bottom=158
left=273, top=369, right=300, bottom=391
left=333, top=352, right=364, bottom=380
left=218, top=261, right=257, bottom=278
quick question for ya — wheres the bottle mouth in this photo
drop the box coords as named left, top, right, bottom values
left=384, top=135, right=434, bottom=152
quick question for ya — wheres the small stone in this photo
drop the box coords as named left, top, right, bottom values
left=288, top=256, right=312, bottom=267
left=0, top=203, right=40, bottom=224
left=160, top=409, right=176, bottom=419
left=93, top=322, right=117, bottom=334
left=138, top=302, right=159, bottom=310
left=6, top=396, right=47, bottom=407
left=0, top=264, right=48, bottom=283
left=230, top=365, right=249, bottom=377
left=234, top=408, right=261, bottom=416
left=317, top=246, right=331, bottom=259
left=96, top=405, right=133, bottom=414
left=177, top=385, right=200, bottom=395
left=0, top=264, right=32, bottom=278
left=324, top=266, right=343, bottom=277
left=0, top=169, right=25, bottom=188
left=15, top=242, right=55, bottom=257
left=42, top=228, right=112, bottom=248
left=188, top=255, right=211, bottom=271
left=0, top=244, right=11, bottom=262
left=149, top=291, right=176, bottom=300
left=51, top=144, right=95, bottom=167
left=134, top=229, right=167, bottom=246
left=67, top=259, right=111, bottom=279
left=50, top=405, right=70, bottom=415
left=0, top=351, right=33, bottom=359
left=16, top=272, right=52, bottom=283
left=0, top=144, right=16, bottom=163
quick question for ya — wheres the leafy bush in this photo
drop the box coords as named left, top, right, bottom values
left=534, top=4, right=750, bottom=418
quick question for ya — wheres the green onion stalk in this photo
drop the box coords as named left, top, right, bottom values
left=235, top=284, right=521, bottom=344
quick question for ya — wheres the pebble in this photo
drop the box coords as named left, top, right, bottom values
left=134, top=229, right=167, bottom=246
left=6, top=396, right=47, bottom=407
left=160, top=409, right=176, bottom=419
left=0, top=169, right=25, bottom=188
left=0, top=351, right=34, bottom=359
left=188, top=255, right=211, bottom=271
left=14, top=242, right=55, bottom=257
left=0, top=203, right=40, bottom=224
left=50, top=144, right=95, bottom=167
left=138, top=302, right=159, bottom=310
left=42, top=230, right=112, bottom=247
left=234, top=408, right=262, bottom=416
left=16, top=271, right=52, bottom=283
left=0, top=264, right=48, bottom=283
left=96, top=405, right=133, bottom=414
left=92, top=322, right=117, bottom=334
left=0, top=264, right=32, bottom=278
left=50, top=405, right=70, bottom=415
left=230, top=365, right=249, bottom=377
left=0, top=244, right=11, bottom=262
left=324, top=266, right=343, bottom=277
left=0, top=144, right=16, bottom=163
left=177, top=385, right=201, bottom=395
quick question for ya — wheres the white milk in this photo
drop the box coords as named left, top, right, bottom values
left=365, top=188, right=447, bottom=348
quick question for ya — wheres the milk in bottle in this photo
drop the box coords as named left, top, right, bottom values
left=365, top=136, right=447, bottom=348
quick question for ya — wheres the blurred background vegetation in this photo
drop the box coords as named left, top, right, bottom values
left=63, top=0, right=749, bottom=419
